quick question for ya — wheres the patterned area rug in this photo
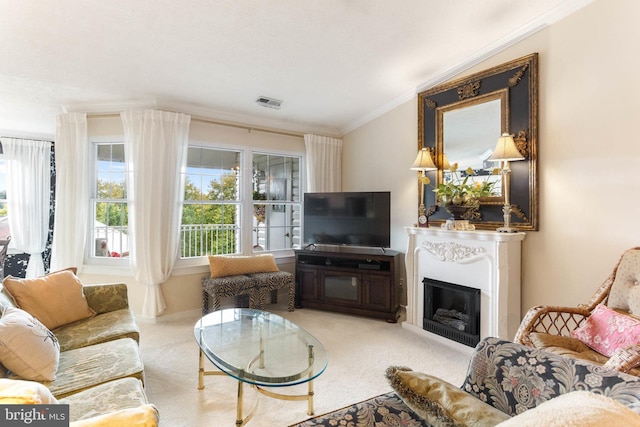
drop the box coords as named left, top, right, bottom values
left=290, top=392, right=430, bottom=427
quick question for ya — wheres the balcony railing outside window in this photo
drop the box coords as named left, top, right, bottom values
left=180, top=223, right=238, bottom=257
left=94, top=223, right=239, bottom=259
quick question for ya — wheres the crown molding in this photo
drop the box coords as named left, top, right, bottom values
left=154, top=100, right=341, bottom=137
left=61, top=99, right=158, bottom=114
left=340, top=87, right=417, bottom=136
left=62, top=99, right=341, bottom=139
left=340, top=0, right=594, bottom=136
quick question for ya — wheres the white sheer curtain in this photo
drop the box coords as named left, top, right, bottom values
left=304, top=134, right=343, bottom=192
left=50, top=113, right=88, bottom=272
left=121, top=110, right=190, bottom=318
left=0, top=138, right=51, bottom=278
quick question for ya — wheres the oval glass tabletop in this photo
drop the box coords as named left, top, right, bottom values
left=194, top=308, right=328, bottom=387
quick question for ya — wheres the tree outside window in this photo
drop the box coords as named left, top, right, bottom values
left=92, top=143, right=129, bottom=258
left=181, top=147, right=241, bottom=257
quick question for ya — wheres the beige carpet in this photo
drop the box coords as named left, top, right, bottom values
left=138, top=298, right=471, bottom=426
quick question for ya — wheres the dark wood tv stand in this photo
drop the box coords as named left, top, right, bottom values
left=294, top=246, right=402, bottom=322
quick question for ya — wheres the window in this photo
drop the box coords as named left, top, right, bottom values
left=90, top=143, right=129, bottom=259
left=88, top=142, right=302, bottom=262
left=252, top=153, right=302, bottom=252
left=179, top=147, right=303, bottom=258
left=181, top=147, right=241, bottom=257
left=0, top=157, right=7, bottom=239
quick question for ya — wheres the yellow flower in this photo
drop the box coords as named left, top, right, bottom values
left=492, top=167, right=501, bottom=175
left=421, top=176, right=431, bottom=185
left=466, top=167, right=474, bottom=175
left=450, top=163, right=458, bottom=172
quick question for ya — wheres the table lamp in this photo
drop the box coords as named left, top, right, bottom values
left=488, top=133, right=525, bottom=232
left=411, top=148, right=437, bottom=227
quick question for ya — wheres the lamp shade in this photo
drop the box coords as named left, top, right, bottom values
left=488, top=133, right=525, bottom=162
left=441, top=153, right=451, bottom=171
left=410, top=148, right=437, bottom=170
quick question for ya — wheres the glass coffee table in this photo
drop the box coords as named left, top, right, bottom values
left=194, top=308, right=328, bottom=426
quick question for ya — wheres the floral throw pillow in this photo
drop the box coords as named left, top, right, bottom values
left=571, top=304, right=640, bottom=357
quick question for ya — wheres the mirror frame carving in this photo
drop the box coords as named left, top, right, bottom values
left=417, top=53, right=538, bottom=231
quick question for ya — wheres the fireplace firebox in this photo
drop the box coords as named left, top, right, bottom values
left=423, top=278, right=480, bottom=347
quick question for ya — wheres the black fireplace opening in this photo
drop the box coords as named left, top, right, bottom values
left=423, top=278, right=481, bottom=347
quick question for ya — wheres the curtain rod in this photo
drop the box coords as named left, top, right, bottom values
left=87, top=112, right=304, bottom=138
left=0, top=136, right=53, bottom=143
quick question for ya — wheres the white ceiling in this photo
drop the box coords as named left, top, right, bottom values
left=0, top=0, right=591, bottom=138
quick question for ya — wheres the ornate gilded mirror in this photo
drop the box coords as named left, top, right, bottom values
left=418, top=53, right=538, bottom=231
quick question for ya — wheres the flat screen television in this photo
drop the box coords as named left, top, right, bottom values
left=303, top=191, right=391, bottom=248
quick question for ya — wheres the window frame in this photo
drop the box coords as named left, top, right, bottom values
left=251, top=151, right=303, bottom=254
left=176, top=140, right=305, bottom=268
left=180, top=144, right=243, bottom=260
left=0, top=154, right=12, bottom=251
left=86, top=139, right=129, bottom=266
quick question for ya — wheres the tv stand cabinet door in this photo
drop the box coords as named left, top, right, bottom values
left=296, top=266, right=319, bottom=306
left=363, top=273, right=394, bottom=312
left=320, top=270, right=362, bottom=305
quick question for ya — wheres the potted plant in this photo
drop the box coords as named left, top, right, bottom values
left=425, top=163, right=500, bottom=220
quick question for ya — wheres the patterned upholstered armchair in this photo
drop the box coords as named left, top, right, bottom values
left=515, top=247, right=640, bottom=375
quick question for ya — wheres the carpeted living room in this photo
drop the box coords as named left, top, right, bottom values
left=138, top=297, right=471, bottom=426
left=2, top=1, right=640, bottom=426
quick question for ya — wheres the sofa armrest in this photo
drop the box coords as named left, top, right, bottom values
left=82, top=283, right=130, bottom=314
left=462, top=337, right=640, bottom=416
left=514, top=305, right=590, bottom=346
left=604, top=345, right=640, bottom=373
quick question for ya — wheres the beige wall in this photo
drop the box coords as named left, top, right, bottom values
left=343, top=0, right=640, bottom=313
left=343, top=100, right=417, bottom=253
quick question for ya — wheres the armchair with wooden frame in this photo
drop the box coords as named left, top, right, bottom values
left=515, top=247, right=640, bottom=376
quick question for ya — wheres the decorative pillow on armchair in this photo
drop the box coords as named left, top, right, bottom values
left=571, top=304, right=640, bottom=356
left=3, top=270, right=95, bottom=330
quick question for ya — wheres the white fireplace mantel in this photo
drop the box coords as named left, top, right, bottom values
left=404, top=227, right=525, bottom=344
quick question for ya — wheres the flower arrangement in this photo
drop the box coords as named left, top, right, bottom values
left=423, top=163, right=501, bottom=208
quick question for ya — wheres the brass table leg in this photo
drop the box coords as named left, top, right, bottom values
left=307, top=344, right=314, bottom=415
left=198, top=338, right=318, bottom=424
left=236, top=380, right=244, bottom=426
left=198, top=350, right=205, bottom=390
left=307, top=379, right=314, bottom=415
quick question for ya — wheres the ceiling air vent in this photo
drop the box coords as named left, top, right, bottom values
left=255, top=96, right=282, bottom=110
